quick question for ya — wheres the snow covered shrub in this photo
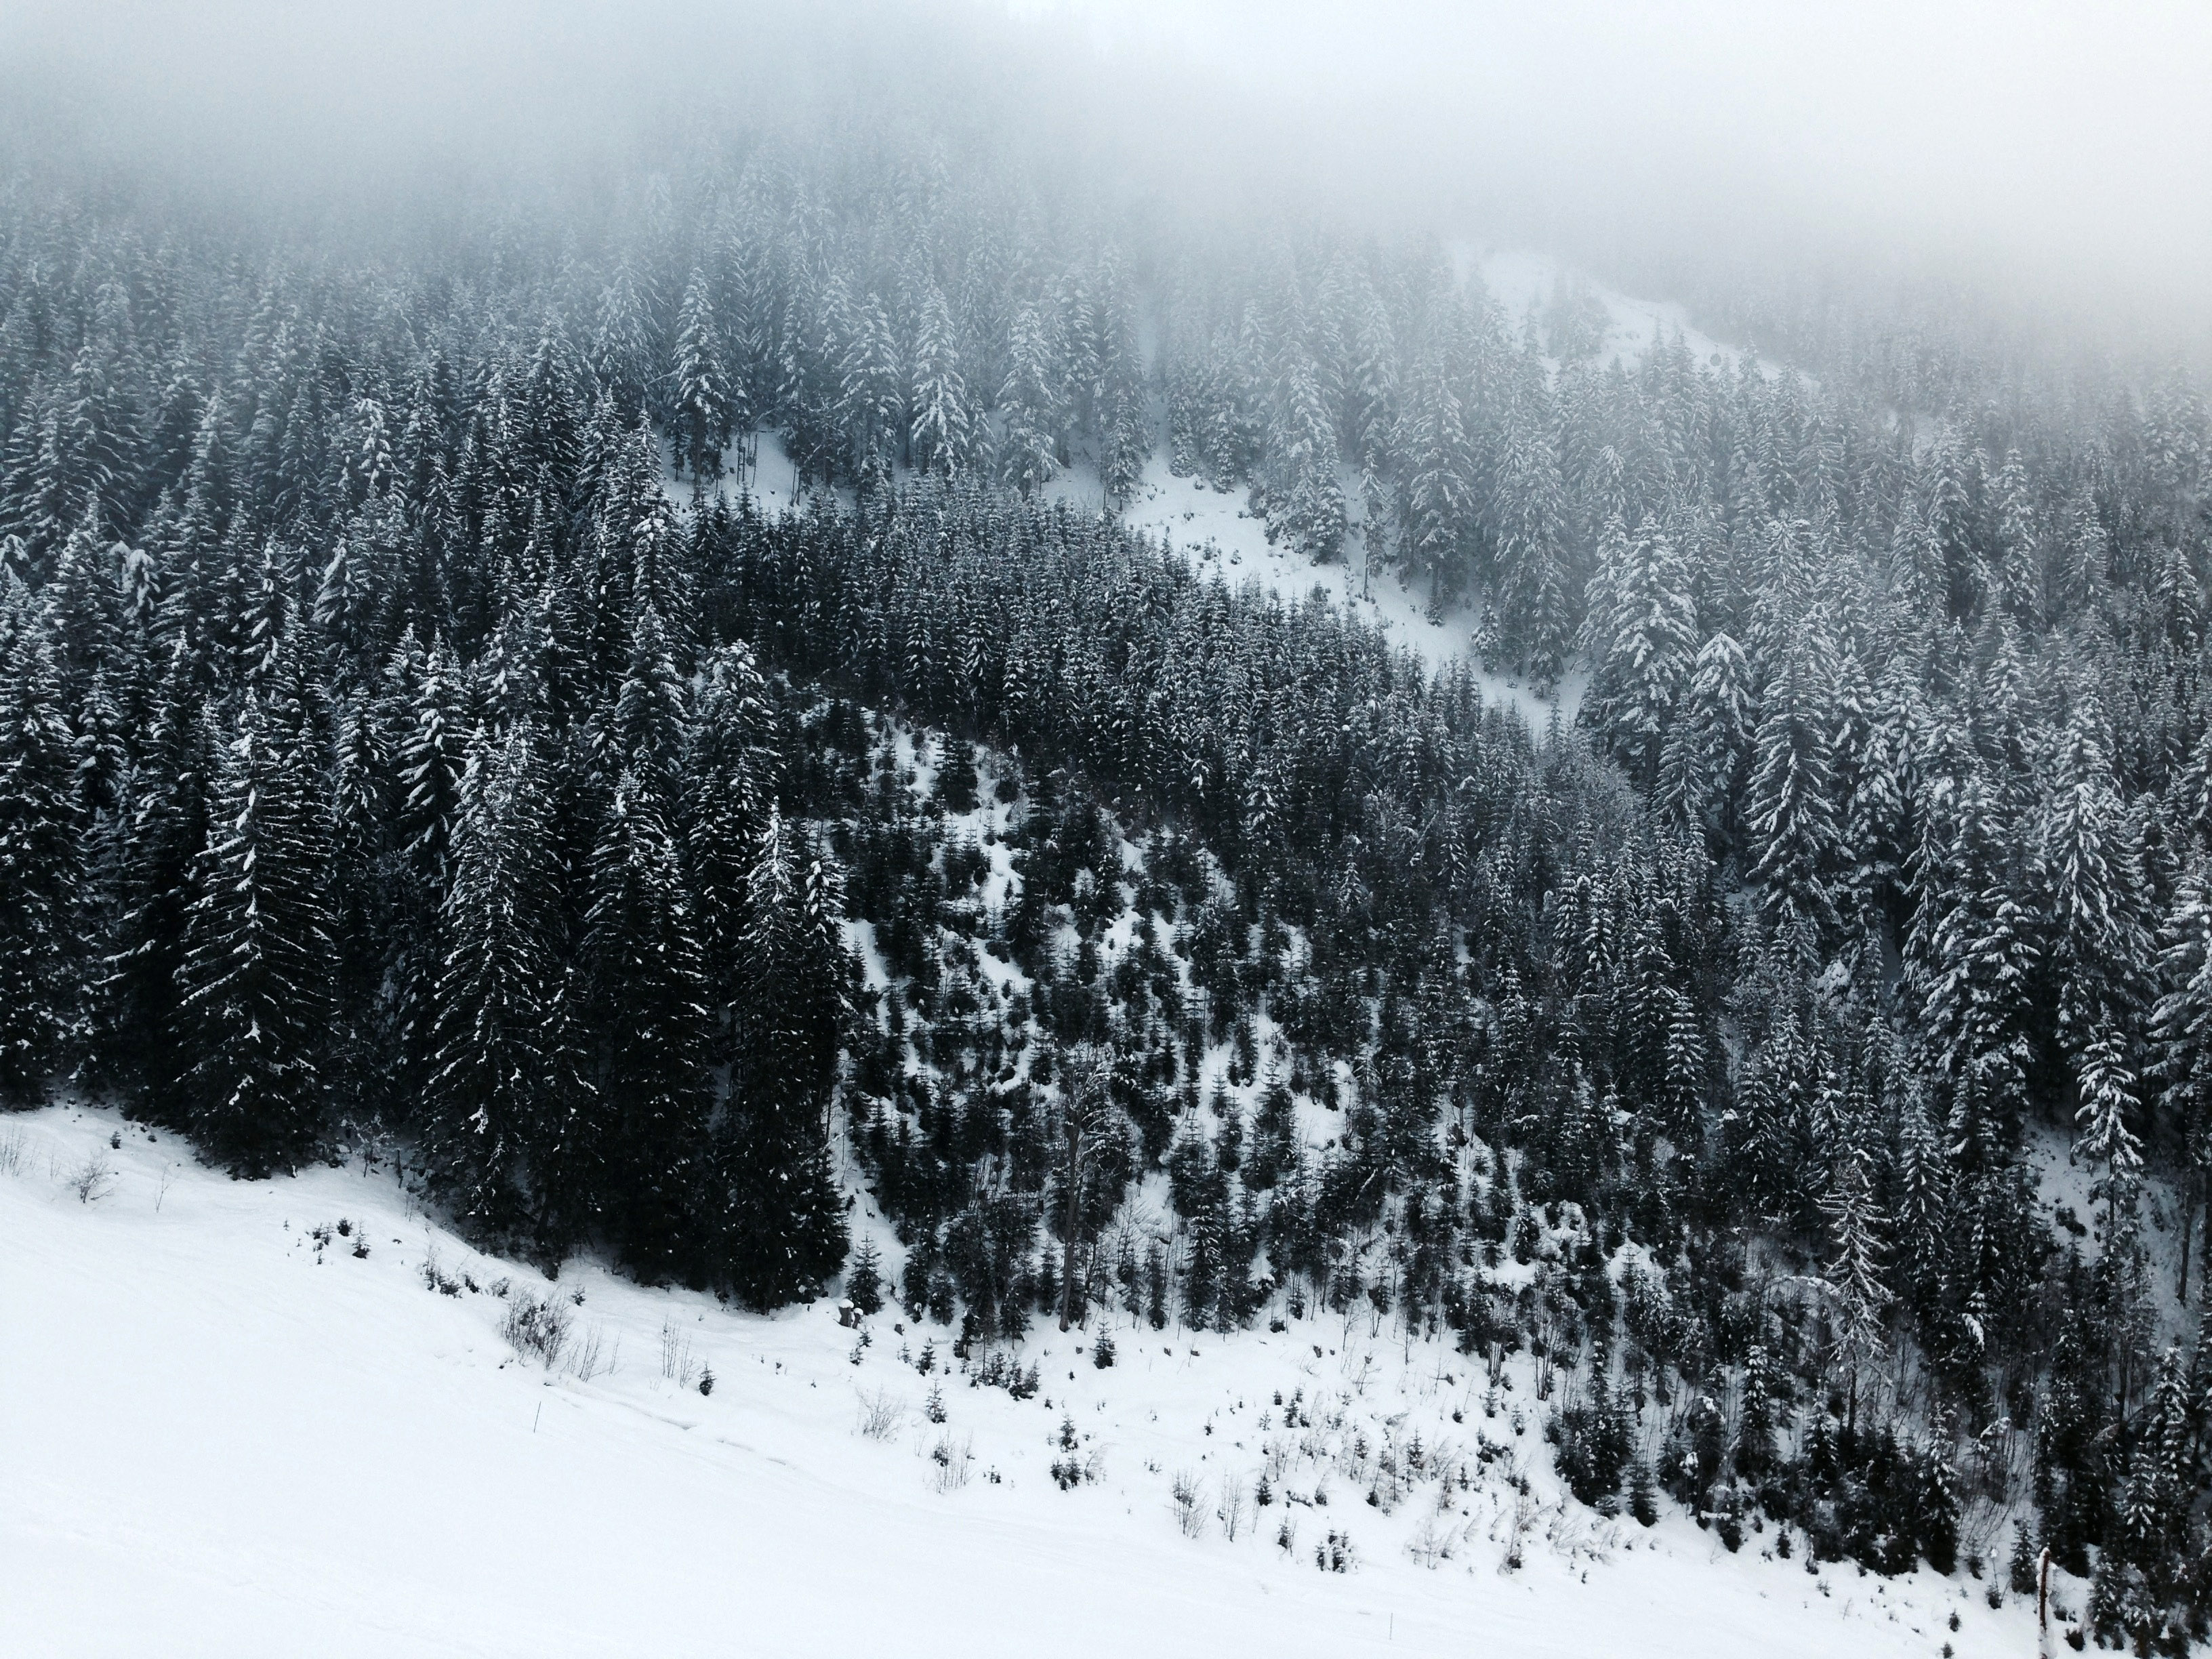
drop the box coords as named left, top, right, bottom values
left=928, top=1432, right=972, bottom=1492
left=420, top=1246, right=462, bottom=1296
left=659, top=1317, right=699, bottom=1387
left=567, top=1322, right=617, bottom=1382
left=68, top=1149, right=114, bottom=1204
left=1217, top=1476, right=1250, bottom=1540
left=1092, top=1330, right=1115, bottom=1368
left=855, top=1386, right=905, bottom=1440
left=1171, top=1471, right=1206, bottom=1537
left=1406, top=1518, right=1456, bottom=1568
left=500, top=1291, right=573, bottom=1369
left=0, top=1124, right=24, bottom=1176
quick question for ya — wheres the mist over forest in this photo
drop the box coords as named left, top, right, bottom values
left=3, top=5, right=2211, bottom=1655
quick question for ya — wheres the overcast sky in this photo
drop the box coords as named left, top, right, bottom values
left=1010, top=0, right=2212, bottom=325
left=3, top=1, right=2206, bottom=332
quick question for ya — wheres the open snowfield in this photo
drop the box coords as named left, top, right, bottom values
left=4, top=1106, right=2049, bottom=1658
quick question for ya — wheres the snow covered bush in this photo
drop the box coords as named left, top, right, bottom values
left=855, top=1387, right=905, bottom=1441
left=500, top=1291, right=573, bottom=1370
left=68, top=1150, right=114, bottom=1205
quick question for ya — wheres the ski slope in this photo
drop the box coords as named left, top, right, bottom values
left=3, top=1106, right=2053, bottom=1658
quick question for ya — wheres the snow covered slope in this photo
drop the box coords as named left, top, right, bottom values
left=4, top=1107, right=2048, bottom=1658
left=1467, top=247, right=1779, bottom=380
left=1044, top=452, right=1582, bottom=730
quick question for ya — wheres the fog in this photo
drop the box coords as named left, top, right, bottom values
left=4, top=0, right=2207, bottom=341
left=1029, top=2, right=2212, bottom=325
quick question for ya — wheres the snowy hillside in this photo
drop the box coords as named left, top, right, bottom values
left=1043, top=449, right=1583, bottom=731
left=5, top=1106, right=2055, bottom=1659
left=1465, top=248, right=1782, bottom=381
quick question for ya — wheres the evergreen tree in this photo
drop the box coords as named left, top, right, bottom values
left=1583, top=514, right=1698, bottom=789
left=1265, top=354, right=1345, bottom=560
left=1745, top=628, right=1841, bottom=951
left=422, top=724, right=585, bottom=1244
left=0, top=609, right=82, bottom=1100
left=718, top=804, right=849, bottom=1305
left=1655, top=630, right=1753, bottom=853
left=1914, top=769, right=2039, bottom=1160
left=998, top=303, right=1060, bottom=498
left=684, top=641, right=775, bottom=1017
left=1490, top=424, right=1575, bottom=682
left=671, top=270, right=733, bottom=485
left=583, top=772, right=712, bottom=1279
left=174, top=683, right=333, bottom=1174
left=2074, top=1027, right=2144, bottom=1197
left=2041, top=702, right=2154, bottom=1052
left=909, top=284, right=972, bottom=478
left=1819, top=1149, right=1890, bottom=1387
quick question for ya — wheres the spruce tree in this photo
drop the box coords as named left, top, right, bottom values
left=583, top=771, right=712, bottom=1279
left=1583, top=514, right=1698, bottom=790
left=671, top=270, right=733, bottom=486
left=0, top=610, right=82, bottom=1101
left=1655, top=630, right=1753, bottom=853
left=1745, top=629, right=1841, bottom=951
left=1490, top=424, right=1575, bottom=682
left=998, top=303, right=1060, bottom=498
left=716, top=804, right=849, bottom=1307
left=909, top=284, right=971, bottom=478
left=174, top=682, right=333, bottom=1174
left=1914, top=769, right=2039, bottom=1160
left=684, top=641, right=774, bottom=1019
left=422, top=724, right=583, bottom=1244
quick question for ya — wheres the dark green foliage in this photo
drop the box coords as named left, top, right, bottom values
left=174, top=684, right=333, bottom=1174
left=583, top=774, right=713, bottom=1279
left=0, top=602, right=81, bottom=1102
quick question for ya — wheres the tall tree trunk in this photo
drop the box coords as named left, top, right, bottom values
left=1059, top=1145, right=1082, bottom=1333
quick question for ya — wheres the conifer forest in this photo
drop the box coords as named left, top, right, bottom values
left=6, top=5, right=2212, bottom=1653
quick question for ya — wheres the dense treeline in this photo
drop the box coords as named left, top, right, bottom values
left=3, top=115, right=2211, bottom=1650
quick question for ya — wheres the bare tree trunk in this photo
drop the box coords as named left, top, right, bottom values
left=1059, top=1128, right=1082, bottom=1332
left=2180, top=1179, right=2196, bottom=1308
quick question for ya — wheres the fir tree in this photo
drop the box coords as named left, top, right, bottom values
left=1745, top=628, right=1841, bottom=951
left=909, top=284, right=972, bottom=478
left=716, top=804, right=849, bottom=1305
left=998, top=303, right=1060, bottom=498
left=0, top=610, right=82, bottom=1100
left=671, top=270, right=733, bottom=485
left=174, top=682, right=333, bottom=1175
left=583, top=772, right=712, bottom=1279
left=421, top=724, right=583, bottom=1244
left=1583, top=514, right=1698, bottom=790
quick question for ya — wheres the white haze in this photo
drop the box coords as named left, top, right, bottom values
left=3, top=0, right=2207, bottom=344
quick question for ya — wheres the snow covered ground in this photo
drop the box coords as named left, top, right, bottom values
left=1466, top=247, right=1778, bottom=382
left=1044, top=451, right=1582, bottom=731
left=5, top=1105, right=2051, bottom=1658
